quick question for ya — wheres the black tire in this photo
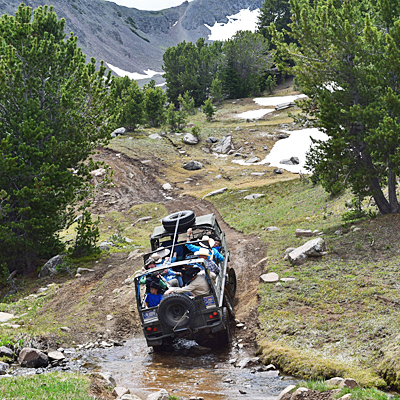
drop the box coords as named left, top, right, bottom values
left=152, top=345, right=163, bottom=353
left=223, top=292, right=235, bottom=319
left=216, top=307, right=231, bottom=346
left=158, top=293, right=196, bottom=330
left=162, top=210, right=195, bottom=233
left=225, top=268, right=237, bottom=298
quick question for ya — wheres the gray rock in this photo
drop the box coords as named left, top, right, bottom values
left=38, top=255, right=64, bottom=278
left=292, top=387, right=309, bottom=400
left=325, top=377, right=344, bottom=386
left=0, top=346, right=13, bottom=358
left=280, top=157, right=300, bottom=165
left=98, top=372, right=116, bottom=387
left=295, top=229, right=313, bottom=237
left=280, top=278, right=296, bottom=282
left=339, top=378, right=358, bottom=389
left=112, top=127, right=126, bottom=136
left=260, top=272, right=279, bottom=283
left=277, top=385, right=296, bottom=400
left=162, top=183, right=173, bottom=191
left=113, top=387, right=130, bottom=397
left=183, top=132, right=199, bottom=145
left=60, top=326, right=70, bottom=332
left=251, top=172, right=265, bottom=176
left=202, top=187, right=228, bottom=199
left=0, top=361, right=9, bottom=375
left=76, top=268, right=94, bottom=274
left=288, top=238, right=327, bottom=266
left=147, top=389, right=170, bottom=400
left=236, top=357, right=260, bottom=368
left=48, top=351, right=65, bottom=361
left=244, top=193, right=264, bottom=200
left=235, top=126, right=242, bottom=131
left=18, top=348, right=49, bottom=368
left=263, top=145, right=268, bottom=151
left=273, top=168, right=283, bottom=174
left=212, top=134, right=234, bottom=154
left=206, top=137, right=218, bottom=143
left=278, top=133, right=289, bottom=139
left=284, top=247, right=296, bottom=255
left=266, top=226, right=279, bottom=231
left=183, top=161, right=203, bottom=171
left=0, top=312, right=14, bottom=323
left=121, top=395, right=143, bottom=400
left=246, top=156, right=260, bottom=164
left=149, top=134, right=162, bottom=140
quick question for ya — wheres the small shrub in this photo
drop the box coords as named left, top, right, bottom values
left=202, top=98, right=215, bottom=122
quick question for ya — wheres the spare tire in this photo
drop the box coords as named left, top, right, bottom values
left=162, top=210, right=195, bottom=233
left=158, top=293, right=196, bottom=330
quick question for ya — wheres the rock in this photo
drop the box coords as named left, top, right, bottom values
left=113, top=387, right=130, bottom=397
left=251, top=172, right=265, bottom=176
left=60, top=326, right=70, bottom=332
left=295, top=229, right=313, bottom=237
left=277, top=385, right=296, bottom=400
left=273, top=168, right=283, bottom=174
left=0, top=312, right=14, bottom=322
left=99, top=241, right=112, bottom=251
left=264, top=364, right=276, bottom=371
left=339, top=378, right=358, bottom=389
left=245, top=156, right=260, bottom=164
left=212, top=134, right=234, bottom=154
left=0, top=346, right=13, bottom=358
left=97, top=372, right=116, bottom=387
left=266, top=226, right=279, bottom=231
left=284, top=247, right=296, bottom=255
left=18, top=348, right=49, bottom=368
left=0, top=361, right=9, bottom=375
left=280, top=278, right=296, bottom=282
left=288, top=238, right=327, bottom=266
left=112, top=127, right=126, bottom=136
left=334, top=229, right=342, bottom=235
left=75, top=273, right=82, bottom=278
left=292, top=387, right=309, bottom=400
left=206, top=137, right=218, bottom=143
left=244, top=193, right=264, bottom=200
left=121, top=395, right=142, bottom=400
left=91, top=168, right=107, bottom=177
left=338, top=394, right=352, bottom=400
left=183, top=161, right=203, bottom=171
left=141, top=160, right=152, bottom=164
left=263, top=145, right=268, bottom=151
left=280, top=157, right=300, bottom=165
left=107, top=315, right=114, bottom=321
left=278, top=133, right=289, bottom=139
left=38, top=255, right=64, bottom=278
left=239, top=389, right=247, bottom=394
left=147, top=389, right=170, bottom=400
left=48, top=351, right=65, bottom=361
left=149, top=134, right=161, bottom=140
left=235, top=126, right=242, bottom=131
left=76, top=268, right=94, bottom=274
left=325, top=377, right=344, bottom=386
left=353, top=227, right=362, bottom=232
left=162, top=183, right=173, bottom=191
left=189, top=345, right=211, bottom=355
left=202, top=147, right=211, bottom=153
left=260, top=272, right=279, bottom=283
left=183, top=132, right=199, bottom=145
left=236, top=357, right=260, bottom=368
left=186, top=123, right=195, bottom=128
left=202, top=187, right=228, bottom=200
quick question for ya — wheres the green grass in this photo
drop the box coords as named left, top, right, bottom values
left=0, top=373, right=96, bottom=400
left=210, top=179, right=400, bottom=388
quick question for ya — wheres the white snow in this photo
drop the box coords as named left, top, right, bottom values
left=253, top=94, right=307, bottom=107
left=205, top=8, right=260, bottom=41
left=232, top=128, right=329, bottom=173
left=104, top=0, right=194, bottom=10
left=236, top=109, right=274, bottom=120
left=172, top=21, right=179, bottom=27
left=106, top=63, right=163, bottom=80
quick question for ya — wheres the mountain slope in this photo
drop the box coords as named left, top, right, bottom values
left=0, top=0, right=262, bottom=74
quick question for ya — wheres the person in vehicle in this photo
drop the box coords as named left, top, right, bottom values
left=211, top=235, right=222, bottom=252
left=161, top=235, right=184, bottom=261
left=164, top=266, right=210, bottom=297
left=162, top=268, right=183, bottom=287
left=194, top=248, right=220, bottom=275
left=140, top=270, right=168, bottom=294
left=185, top=228, right=224, bottom=263
left=145, top=281, right=163, bottom=308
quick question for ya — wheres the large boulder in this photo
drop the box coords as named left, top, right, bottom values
left=202, top=187, right=228, bottom=199
left=18, top=348, right=48, bottom=368
left=38, top=255, right=64, bottom=278
left=111, top=127, right=126, bottom=137
left=183, top=161, right=203, bottom=171
left=183, top=133, right=199, bottom=145
left=0, top=361, right=9, bottom=375
left=212, top=134, right=234, bottom=154
left=0, top=346, right=13, bottom=358
left=288, top=238, right=327, bottom=266
left=147, top=389, right=170, bottom=400
left=280, top=157, right=300, bottom=165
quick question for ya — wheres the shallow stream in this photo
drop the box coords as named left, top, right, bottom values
left=90, top=338, right=298, bottom=400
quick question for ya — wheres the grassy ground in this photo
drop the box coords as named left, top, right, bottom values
left=209, top=179, right=400, bottom=388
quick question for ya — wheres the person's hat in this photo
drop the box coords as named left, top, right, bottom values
left=199, top=235, right=215, bottom=249
left=194, top=248, right=210, bottom=257
left=153, top=247, right=170, bottom=259
left=150, top=281, right=160, bottom=290
left=185, top=266, right=201, bottom=281
left=144, top=257, right=157, bottom=267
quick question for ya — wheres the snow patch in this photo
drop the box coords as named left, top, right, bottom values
left=253, top=94, right=307, bottom=107
left=173, top=21, right=179, bottom=27
left=205, top=8, right=260, bottom=41
left=236, top=109, right=274, bottom=120
left=232, top=128, right=328, bottom=173
left=106, top=63, right=163, bottom=80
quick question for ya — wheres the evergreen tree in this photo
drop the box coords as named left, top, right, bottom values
left=271, top=0, right=400, bottom=214
left=143, top=80, right=167, bottom=127
left=202, top=98, right=216, bottom=122
left=178, top=91, right=195, bottom=115
left=0, top=5, right=116, bottom=273
left=210, top=77, right=224, bottom=104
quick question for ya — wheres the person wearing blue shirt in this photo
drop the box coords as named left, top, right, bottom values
left=185, top=228, right=224, bottom=262
left=161, top=237, right=184, bottom=261
left=162, top=268, right=183, bottom=287
left=145, top=281, right=163, bottom=308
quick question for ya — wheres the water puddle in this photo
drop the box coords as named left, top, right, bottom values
left=90, top=338, right=298, bottom=399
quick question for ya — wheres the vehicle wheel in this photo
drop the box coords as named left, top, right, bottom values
left=216, top=307, right=231, bottom=346
left=158, top=293, right=196, bottom=330
left=152, top=345, right=163, bottom=353
left=162, top=210, right=195, bottom=233
left=223, top=292, right=235, bottom=319
left=225, top=268, right=237, bottom=298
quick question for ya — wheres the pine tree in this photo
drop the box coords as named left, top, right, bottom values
left=0, top=5, right=117, bottom=273
left=143, top=80, right=167, bottom=127
left=202, top=98, right=216, bottom=122
left=271, top=0, right=400, bottom=214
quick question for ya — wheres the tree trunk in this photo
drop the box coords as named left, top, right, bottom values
left=388, top=165, right=400, bottom=213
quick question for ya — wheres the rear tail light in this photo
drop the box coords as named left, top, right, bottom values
left=146, top=327, right=152, bottom=331
left=153, top=328, right=158, bottom=332
left=213, top=312, right=218, bottom=316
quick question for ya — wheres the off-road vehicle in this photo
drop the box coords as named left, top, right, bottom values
left=134, top=211, right=236, bottom=351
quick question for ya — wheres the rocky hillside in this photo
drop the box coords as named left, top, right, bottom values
left=0, top=0, right=262, bottom=74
